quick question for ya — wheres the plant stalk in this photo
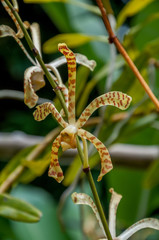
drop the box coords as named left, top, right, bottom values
left=76, top=137, right=113, bottom=240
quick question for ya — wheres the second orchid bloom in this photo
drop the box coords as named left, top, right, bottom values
left=33, top=43, right=132, bottom=183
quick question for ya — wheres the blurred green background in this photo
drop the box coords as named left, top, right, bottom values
left=0, top=0, right=159, bottom=239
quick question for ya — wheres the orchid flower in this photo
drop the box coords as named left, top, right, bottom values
left=71, top=189, right=159, bottom=240
left=33, top=43, right=132, bottom=183
left=24, top=23, right=96, bottom=109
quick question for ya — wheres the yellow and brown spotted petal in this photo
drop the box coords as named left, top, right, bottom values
left=77, top=91, right=132, bottom=128
left=24, top=66, right=45, bottom=108
left=58, top=43, right=76, bottom=125
left=33, top=102, right=68, bottom=128
left=78, top=129, right=113, bottom=181
left=48, top=134, right=64, bottom=183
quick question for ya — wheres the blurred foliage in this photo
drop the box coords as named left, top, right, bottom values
left=0, top=0, right=159, bottom=239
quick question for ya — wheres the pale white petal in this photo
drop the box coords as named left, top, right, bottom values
left=30, top=23, right=42, bottom=59
left=117, top=218, right=159, bottom=240
left=0, top=24, right=15, bottom=37
left=48, top=53, right=96, bottom=71
left=75, top=53, right=96, bottom=71
left=11, top=0, right=19, bottom=12
left=71, top=192, right=106, bottom=238
left=109, top=188, right=122, bottom=238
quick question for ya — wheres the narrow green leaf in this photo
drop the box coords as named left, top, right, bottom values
left=43, top=33, right=107, bottom=54
left=76, top=65, right=90, bottom=103
left=63, top=155, right=81, bottom=186
left=0, top=193, right=42, bottom=222
left=22, top=154, right=50, bottom=176
left=116, top=0, right=155, bottom=28
left=143, top=160, right=159, bottom=189
left=0, top=145, right=36, bottom=185
left=19, top=151, right=51, bottom=184
left=24, top=0, right=101, bottom=16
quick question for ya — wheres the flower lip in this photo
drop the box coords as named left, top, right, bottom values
left=61, top=125, right=78, bottom=151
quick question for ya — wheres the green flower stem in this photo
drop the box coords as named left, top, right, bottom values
left=76, top=137, right=113, bottom=240
left=4, top=0, right=68, bottom=117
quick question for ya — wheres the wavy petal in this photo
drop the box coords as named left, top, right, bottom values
left=71, top=192, right=106, bottom=238
left=78, top=129, right=113, bottom=181
left=118, top=218, right=159, bottom=240
left=48, top=134, right=64, bottom=183
left=58, top=43, right=76, bottom=124
left=33, top=102, right=68, bottom=128
left=24, top=66, right=45, bottom=108
left=77, top=91, right=132, bottom=128
left=109, top=188, right=122, bottom=238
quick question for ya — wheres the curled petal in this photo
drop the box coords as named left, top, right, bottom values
left=77, top=91, right=132, bottom=128
left=78, top=129, right=113, bottom=181
left=75, top=53, right=96, bottom=71
left=71, top=192, right=106, bottom=238
left=109, top=188, right=122, bottom=238
left=58, top=43, right=76, bottom=124
left=33, top=102, right=68, bottom=128
left=0, top=25, right=36, bottom=65
left=24, top=66, right=45, bottom=108
left=118, top=218, right=159, bottom=240
left=48, top=134, right=64, bottom=183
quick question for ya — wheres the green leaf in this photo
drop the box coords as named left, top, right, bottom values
left=0, top=193, right=42, bottom=222
left=24, top=0, right=100, bottom=16
left=42, top=2, right=74, bottom=32
left=116, top=0, right=155, bottom=28
left=76, top=65, right=90, bottom=104
left=11, top=185, right=71, bottom=240
left=22, top=153, right=50, bottom=176
left=0, top=145, right=36, bottom=185
left=63, top=155, right=81, bottom=186
left=19, top=151, right=51, bottom=184
left=143, top=160, right=159, bottom=189
left=43, top=33, right=107, bottom=54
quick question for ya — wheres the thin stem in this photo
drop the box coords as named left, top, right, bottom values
left=76, top=137, right=113, bottom=240
left=81, top=138, right=89, bottom=169
left=95, top=0, right=159, bottom=111
left=3, top=0, right=68, bottom=117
